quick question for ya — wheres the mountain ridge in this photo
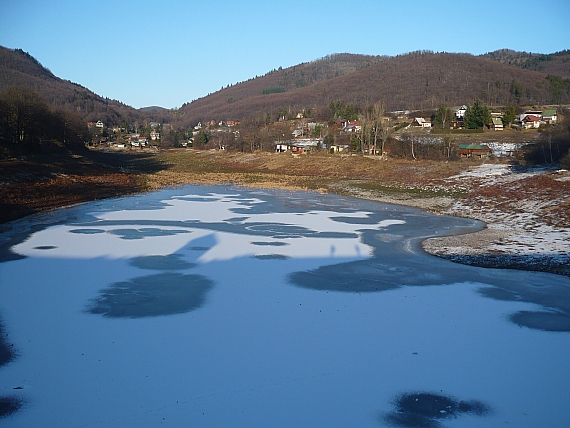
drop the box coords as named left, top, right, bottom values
left=1, top=46, right=569, bottom=130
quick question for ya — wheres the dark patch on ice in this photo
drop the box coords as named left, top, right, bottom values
left=69, top=228, right=105, bottom=235
left=0, top=396, right=24, bottom=419
left=289, top=260, right=403, bottom=293
left=330, top=215, right=378, bottom=224
left=130, top=254, right=196, bottom=271
left=288, top=248, right=452, bottom=293
left=253, top=254, right=291, bottom=260
left=107, top=228, right=190, bottom=240
left=190, top=246, right=211, bottom=251
left=477, top=286, right=521, bottom=302
left=381, top=392, right=491, bottom=427
left=71, top=219, right=355, bottom=240
left=0, top=320, right=16, bottom=367
left=244, top=223, right=356, bottom=239
left=510, top=310, right=570, bottom=332
left=33, top=245, right=57, bottom=250
left=86, top=273, right=214, bottom=318
left=174, top=196, right=221, bottom=202
left=478, top=285, right=570, bottom=331
left=251, top=241, right=289, bottom=247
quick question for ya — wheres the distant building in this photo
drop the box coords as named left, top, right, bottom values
left=412, top=117, right=431, bottom=128
left=491, top=117, right=503, bottom=131
left=522, top=115, right=541, bottom=129
left=456, top=105, right=467, bottom=119
left=542, top=109, right=558, bottom=123
left=457, top=143, right=492, bottom=158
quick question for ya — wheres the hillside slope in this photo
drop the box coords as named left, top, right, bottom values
left=483, top=49, right=570, bottom=78
left=176, top=51, right=566, bottom=127
left=0, top=47, right=166, bottom=125
left=2, top=47, right=568, bottom=131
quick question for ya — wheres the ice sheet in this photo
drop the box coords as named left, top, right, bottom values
left=0, top=185, right=568, bottom=427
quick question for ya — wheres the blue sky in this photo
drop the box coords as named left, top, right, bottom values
left=1, top=0, right=569, bottom=109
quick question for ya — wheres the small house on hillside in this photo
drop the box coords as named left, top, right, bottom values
left=542, top=109, right=558, bottom=123
left=412, top=117, right=431, bottom=128
left=275, top=143, right=290, bottom=153
left=456, top=105, right=467, bottom=119
left=491, top=117, right=503, bottom=131
left=522, top=115, right=541, bottom=129
left=519, top=111, right=542, bottom=122
left=457, top=143, right=492, bottom=158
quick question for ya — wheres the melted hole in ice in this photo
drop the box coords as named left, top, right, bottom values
left=381, top=392, right=491, bottom=428
left=251, top=241, right=289, bottom=247
left=86, top=273, right=214, bottom=318
left=253, top=254, right=291, bottom=260
left=107, top=228, right=190, bottom=240
left=69, top=228, right=105, bottom=235
left=33, top=245, right=57, bottom=250
left=0, top=396, right=24, bottom=419
left=510, top=310, right=570, bottom=332
left=130, top=254, right=196, bottom=271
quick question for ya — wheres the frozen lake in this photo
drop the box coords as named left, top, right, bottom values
left=0, top=185, right=569, bottom=427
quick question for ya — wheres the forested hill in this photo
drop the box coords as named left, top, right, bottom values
left=175, top=50, right=569, bottom=127
left=0, top=47, right=168, bottom=125
left=2, top=46, right=569, bottom=131
left=482, top=49, right=570, bottom=78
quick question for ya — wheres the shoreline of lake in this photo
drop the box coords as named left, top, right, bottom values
left=1, top=150, right=568, bottom=277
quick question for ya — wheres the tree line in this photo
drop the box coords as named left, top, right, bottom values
left=0, top=86, right=88, bottom=155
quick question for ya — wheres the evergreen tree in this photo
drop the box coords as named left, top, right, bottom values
left=433, top=103, right=453, bottom=129
left=464, top=99, right=491, bottom=129
left=502, top=105, right=517, bottom=127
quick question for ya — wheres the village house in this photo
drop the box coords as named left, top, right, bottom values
left=275, top=143, right=290, bottom=153
left=150, top=130, right=160, bottom=141
left=412, top=117, right=431, bottom=128
left=542, top=109, right=558, bottom=123
left=491, top=117, right=504, bottom=131
left=457, top=143, right=492, bottom=158
left=519, top=110, right=543, bottom=122
left=455, top=105, right=467, bottom=119
left=522, top=115, right=541, bottom=129
left=344, top=120, right=361, bottom=133
left=329, top=144, right=349, bottom=153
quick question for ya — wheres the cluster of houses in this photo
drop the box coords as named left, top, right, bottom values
left=409, top=106, right=559, bottom=131
left=86, top=120, right=163, bottom=148
left=88, top=103, right=560, bottom=152
left=518, top=109, right=558, bottom=129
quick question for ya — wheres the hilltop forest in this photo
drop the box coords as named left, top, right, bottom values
left=1, top=46, right=570, bottom=160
